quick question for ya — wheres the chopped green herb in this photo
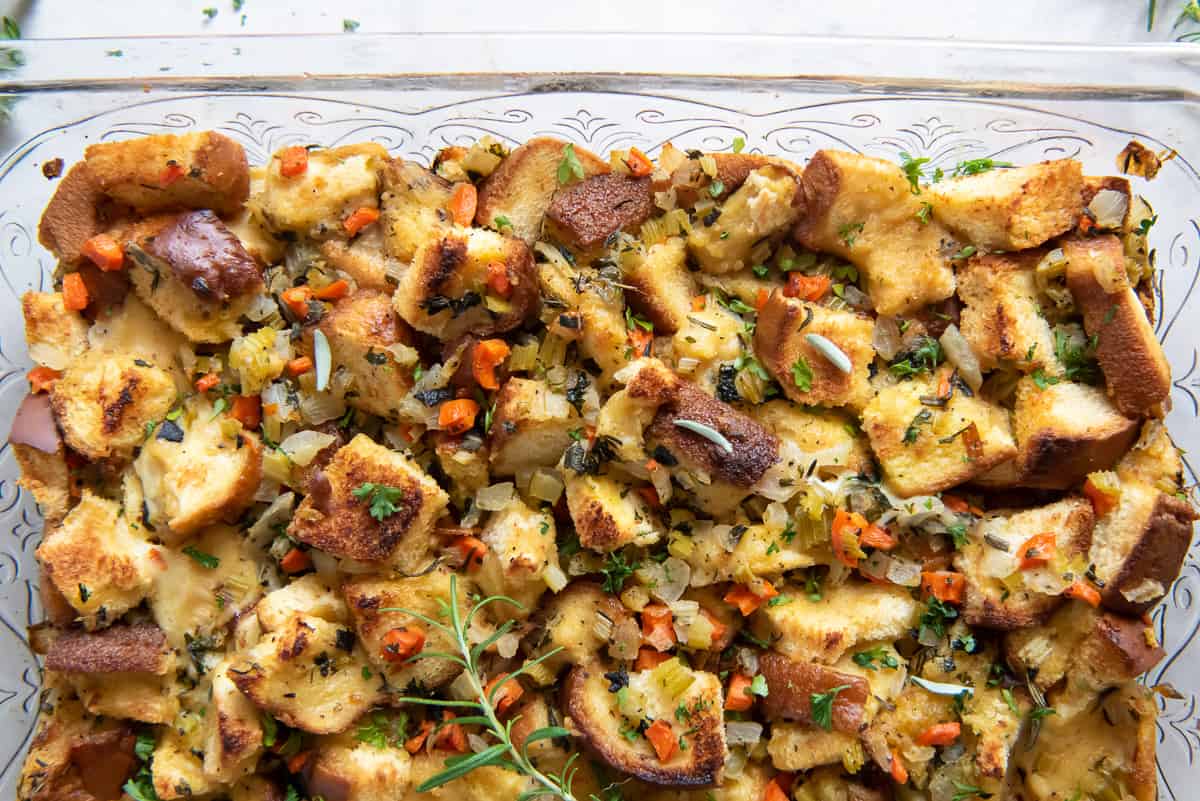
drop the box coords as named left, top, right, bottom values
left=951, top=158, right=1012, bottom=177
left=352, top=482, right=406, bottom=521
left=356, top=710, right=408, bottom=749
left=1002, top=688, right=1019, bottom=716
left=951, top=245, right=978, bottom=261
left=183, top=545, right=220, bottom=569
left=731, top=136, right=746, bottom=153
left=1053, top=328, right=1100, bottom=383
left=493, top=215, right=512, bottom=231
left=625, top=307, right=654, bottom=331
left=260, top=713, right=278, bottom=748
left=134, top=731, right=156, bottom=761
left=709, top=180, right=726, bottom=197
left=600, top=550, right=639, bottom=593
left=752, top=264, right=769, bottom=278
left=791, top=357, right=814, bottom=392
left=852, top=647, right=899, bottom=671
left=106, top=49, right=124, bottom=57
left=2, top=15, right=19, bottom=38
left=916, top=201, right=933, bottom=224
left=811, top=685, right=850, bottom=730
left=767, top=594, right=792, bottom=607
left=202, top=7, right=218, bottom=20
left=947, top=522, right=970, bottom=549
left=749, top=674, right=769, bottom=697
left=903, top=409, right=934, bottom=444
left=899, top=151, right=930, bottom=194
left=920, top=596, right=959, bottom=639
left=1030, top=368, right=1060, bottom=390
left=342, top=18, right=360, bottom=32
left=1135, top=214, right=1158, bottom=236
left=837, top=221, right=865, bottom=248
left=210, top=397, right=229, bottom=419
left=951, top=781, right=992, bottom=801
left=557, top=143, right=585, bottom=185
left=804, top=572, right=822, bottom=602
left=889, top=335, right=942, bottom=378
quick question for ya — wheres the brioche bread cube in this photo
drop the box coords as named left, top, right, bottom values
left=956, top=251, right=1057, bottom=372
left=928, top=159, right=1083, bottom=250
left=793, top=150, right=956, bottom=316
left=151, top=727, right=218, bottom=800
left=621, top=237, right=697, bottom=335
left=225, top=166, right=287, bottom=265
left=1117, top=421, right=1183, bottom=491
left=1064, top=235, right=1170, bottom=416
left=861, top=369, right=1017, bottom=497
left=536, top=247, right=632, bottom=383
left=566, top=472, right=663, bottom=552
left=203, top=659, right=265, bottom=783
left=474, top=136, right=608, bottom=244
left=286, top=433, right=448, bottom=570
left=751, top=400, right=873, bottom=478
left=766, top=724, right=858, bottom=773
left=13, top=440, right=71, bottom=527
left=84, top=131, right=250, bottom=215
left=320, top=230, right=399, bottom=293
left=489, top=377, right=579, bottom=476
left=477, top=499, right=558, bottom=617
left=37, top=163, right=115, bottom=265
left=380, top=159, right=456, bottom=262
left=303, top=727, right=413, bottom=801
left=545, top=173, right=655, bottom=250
left=754, top=292, right=875, bottom=409
left=22, top=291, right=89, bottom=370
left=252, top=143, right=387, bottom=236
left=16, top=690, right=135, bottom=801
left=954, top=497, right=1094, bottom=629
left=317, top=289, right=415, bottom=420
left=256, top=573, right=348, bottom=633
left=688, top=165, right=800, bottom=274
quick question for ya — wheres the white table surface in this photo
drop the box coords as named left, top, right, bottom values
left=3, top=0, right=1196, bottom=44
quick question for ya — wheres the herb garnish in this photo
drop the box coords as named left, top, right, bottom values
left=951, top=158, right=1012, bottom=177
left=352, top=482, right=405, bottom=521
left=811, top=685, right=850, bottom=730
left=899, top=151, right=930, bottom=194
left=183, top=545, right=220, bottom=569
left=600, top=550, right=639, bottom=593
left=791, top=357, right=814, bottom=392
left=557, top=143, right=585, bottom=185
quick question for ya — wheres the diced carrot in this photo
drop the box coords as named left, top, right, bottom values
left=645, top=459, right=661, bottom=472
left=636, top=485, right=662, bottom=509
left=723, top=581, right=777, bottom=616
left=484, top=673, right=525, bottom=714
left=159, top=161, right=185, bottom=186
left=1064, top=579, right=1102, bottom=607
left=1017, top=532, right=1057, bottom=570
left=691, top=295, right=707, bottom=311
left=641, top=602, right=677, bottom=651
left=439, top=398, right=479, bottom=435
left=859, top=521, right=898, bottom=551
left=381, top=625, right=426, bottom=663
left=831, top=508, right=869, bottom=568
left=194, top=372, right=221, bottom=392
left=783, top=273, right=831, bottom=302
left=915, top=721, right=961, bottom=747
left=279, top=547, right=311, bottom=574
left=286, top=751, right=311, bottom=774
left=486, top=260, right=512, bottom=299
left=725, top=673, right=755, bottom=711
left=279, top=145, right=308, bottom=178
left=472, top=339, right=511, bottom=390
left=890, top=749, right=909, bottom=784
left=961, top=421, right=983, bottom=461
left=342, top=206, right=380, bottom=237
left=701, top=608, right=727, bottom=645
left=434, top=711, right=468, bottom=753
left=281, top=286, right=313, bottom=318
left=644, top=719, right=677, bottom=762
left=763, top=777, right=790, bottom=801
left=229, top=395, right=262, bottom=430
left=1078, top=212, right=1096, bottom=235
left=286, top=356, right=313, bottom=377
left=941, top=493, right=970, bottom=513
left=405, top=720, right=435, bottom=754
left=81, top=234, right=125, bottom=272
left=936, top=372, right=952, bottom=399
left=448, top=182, right=478, bottom=227
left=625, top=146, right=653, bottom=177
left=453, top=535, right=487, bottom=571
left=635, top=647, right=671, bottom=671
left=62, top=272, right=90, bottom=311
left=313, top=279, right=351, bottom=300
left=28, top=366, right=62, bottom=394
left=755, top=287, right=770, bottom=311
left=1083, top=477, right=1118, bottom=517
left=629, top=326, right=653, bottom=358
left=921, top=571, right=966, bottom=605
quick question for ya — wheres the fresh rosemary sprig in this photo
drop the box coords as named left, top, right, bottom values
left=382, top=575, right=581, bottom=800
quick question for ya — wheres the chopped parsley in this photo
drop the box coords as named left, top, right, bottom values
left=920, top=596, right=959, bottom=639
left=951, top=782, right=993, bottom=801
left=837, top=221, right=865, bottom=248
left=356, top=710, right=408, bottom=749
left=951, top=158, right=1012, bottom=177
left=493, top=215, right=512, bottom=231
left=951, top=245, right=978, bottom=261
left=557, top=143, right=585, bottom=185
left=804, top=572, right=822, bottom=602
left=752, top=263, right=769, bottom=278
left=1002, top=688, right=1019, bottom=716
left=342, top=18, right=360, bottom=32
left=202, top=7, right=218, bottom=20
left=947, top=521, right=970, bottom=549
left=889, top=335, right=942, bottom=378
left=625, top=307, right=654, bottom=331
left=811, top=684, right=850, bottom=730
left=182, top=545, right=220, bottom=569
left=1053, top=328, right=1100, bottom=383
left=767, top=594, right=792, bottom=607
left=352, top=482, right=406, bottom=521
left=791, top=357, right=814, bottom=392
left=1030, top=368, right=1060, bottom=389
left=709, top=180, right=726, bottom=197
left=852, top=647, right=899, bottom=671
left=899, top=151, right=930, bottom=194
left=732, top=136, right=746, bottom=153
left=916, top=201, right=933, bottom=224
left=600, top=550, right=639, bottom=594
left=134, top=731, right=156, bottom=761
left=260, top=714, right=278, bottom=748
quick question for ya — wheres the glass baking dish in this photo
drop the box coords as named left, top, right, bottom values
left=0, top=33, right=1196, bottom=799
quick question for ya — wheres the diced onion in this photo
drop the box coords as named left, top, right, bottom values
left=736, top=648, right=759, bottom=675
left=247, top=492, right=296, bottom=549
left=245, top=293, right=281, bottom=322
left=886, top=557, right=923, bottom=588
left=676, top=356, right=701, bottom=374
left=529, top=468, right=565, bottom=503
left=476, top=482, right=515, bottom=512
left=468, top=733, right=490, bottom=754
left=312, top=329, right=332, bottom=392
left=542, top=563, right=568, bottom=593
left=609, top=617, right=642, bottom=661
left=1088, top=188, right=1129, bottom=230
left=638, top=557, right=691, bottom=603
left=939, top=324, right=982, bottom=391
left=594, top=611, right=614, bottom=641
left=279, top=430, right=336, bottom=466
left=725, top=721, right=763, bottom=747
left=860, top=550, right=892, bottom=582
left=310, top=549, right=339, bottom=579
left=873, top=317, right=902, bottom=361
left=299, top=391, right=345, bottom=425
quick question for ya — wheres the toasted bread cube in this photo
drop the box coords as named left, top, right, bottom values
left=84, top=131, right=250, bottom=215
left=229, top=613, right=382, bottom=734
left=1117, top=421, right=1182, bottom=490
left=203, top=658, right=265, bottom=783
left=928, top=159, right=1083, bottom=250
left=766, top=724, right=858, bottom=773
left=755, top=581, right=920, bottom=664
left=688, top=165, right=800, bottom=274
left=48, top=624, right=180, bottom=724
left=13, top=440, right=71, bottom=526
left=621, top=237, right=696, bottom=335
left=658, top=143, right=780, bottom=207
left=1064, top=235, right=1170, bottom=416
left=1089, top=480, right=1196, bottom=616
left=380, top=159, right=456, bottom=262
left=533, top=581, right=633, bottom=675
left=566, top=472, right=663, bottom=552
left=751, top=400, right=873, bottom=478
left=287, top=434, right=448, bottom=570
left=983, top=378, right=1139, bottom=490
left=252, top=143, right=387, bottom=236
left=474, top=137, right=608, bottom=244
left=956, top=251, right=1056, bottom=371
left=861, top=369, right=1016, bottom=497
left=489, top=377, right=579, bottom=476
left=256, top=573, right=348, bottom=633
left=754, top=293, right=875, bottom=409
left=49, top=354, right=176, bottom=461
left=794, top=150, right=956, bottom=316
left=954, top=497, right=1094, bottom=629
left=38, top=162, right=116, bottom=265
left=408, top=758, right=530, bottom=801
left=342, top=569, right=471, bottom=692
left=667, top=300, right=745, bottom=391
left=477, top=499, right=557, bottom=616
left=225, top=166, right=287, bottom=265
left=537, top=248, right=632, bottom=382
left=545, top=173, right=655, bottom=250
left=434, top=435, right=491, bottom=508
left=317, top=289, right=415, bottom=420
left=393, top=227, right=539, bottom=341
left=151, top=724, right=218, bottom=800
left=149, top=525, right=262, bottom=649
left=135, top=401, right=263, bottom=540
left=684, top=521, right=819, bottom=586
left=85, top=293, right=190, bottom=370
left=320, top=227, right=400, bottom=292
left=22, top=291, right=88, bottom=370
left=758, top=653, right=870, bottom=732
left=36, top=491, right=157, bottom=627
left=303, top=726, right=413, bottom=801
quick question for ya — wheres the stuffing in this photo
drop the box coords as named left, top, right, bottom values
left=35, top=490, right=158, bottom=628
left=861, top=368, right=1016, bottom=497
left=228, top=613, right=383, bottom=734
left=536, top=246, right=631, bottom=382
left=151, top=724, right=218, bottom=800
left=565, top=472, right=664, bottom=552
left=256, top=573, right=348, bottom=632
left=404, top=759, right=530, bottom=801
left=544, top=173, right=655, bottom=251
left=621, top=237, right=697, bottom=335
left=793, top=149, right=956, bottom=316
left=49, top=353, right=177, bottom=460
left=317, top=289, right=416, bottom=420
left=750, top=400, right=872, bottom=477
left=688, top=165, right=800, bottom=274
left=927, top=159, right=1083, bottom=250
left=251, top=143, right=388, bottom=236
left=488, top=377, right=580, bottom=476
left=754, top=292, right=876, bottom=409
left=1117, top=420, right=1182, bottom=490
left=683, top=521, right=819, bottom=586
left=380, top=158, right=456, bottom=262
left=83, top=293, right=189, bottom=372
left=766, top=724, right=859, bottom=773
left=758, top=652, right=869, bottom=732
left=956, top=250, right=1057, bottom=371
left=225, top=166, right=287, bottom=265
left=955, top=497, right=1095, bottom=629
left=667, top=299, right=746, bottom=392
left=320, top=226, right=400, bottom=291
left=1064, top=234, right=1171, bottom=416
left=287, top=433, right=449, bottom=570
left=532, top=581, right=633, bottom=676
left=22, top=291, right=89, bottom=370
left=84, top=130, right=250, bottom=215
left=203, top=658, right=265, bottom=783
left=13, top=440, right=71, bottom=527
left=304, top=725, right=413, bottom=801
left=434, top=434, right=491, bottom=508
left=134, top=399, right=263, bottom=540
left=474, top=136, right=608, bottom=244
left=476, top=498, right=558, bottom=615
left=37, top=162, right=117, bottom=265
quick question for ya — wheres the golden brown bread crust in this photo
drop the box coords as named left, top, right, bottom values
left=666, top=151, right=774, bottom=207
left=1102, top=492, right=1196, bottom=616
left=44, top=623, right=170, bottom=674
left=757, top=652, right=869, bottom=733
left=37, top=163, right=123, bottom=266
left=316, top=289, right=415, bottom=420
left=544, top=173, right=655, bottom=250
left=1093, top=611, right=1166, bottom=677
left=13, top=443, right=71, bottom=528
left=1064, top=235, right=1171, bottom=417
